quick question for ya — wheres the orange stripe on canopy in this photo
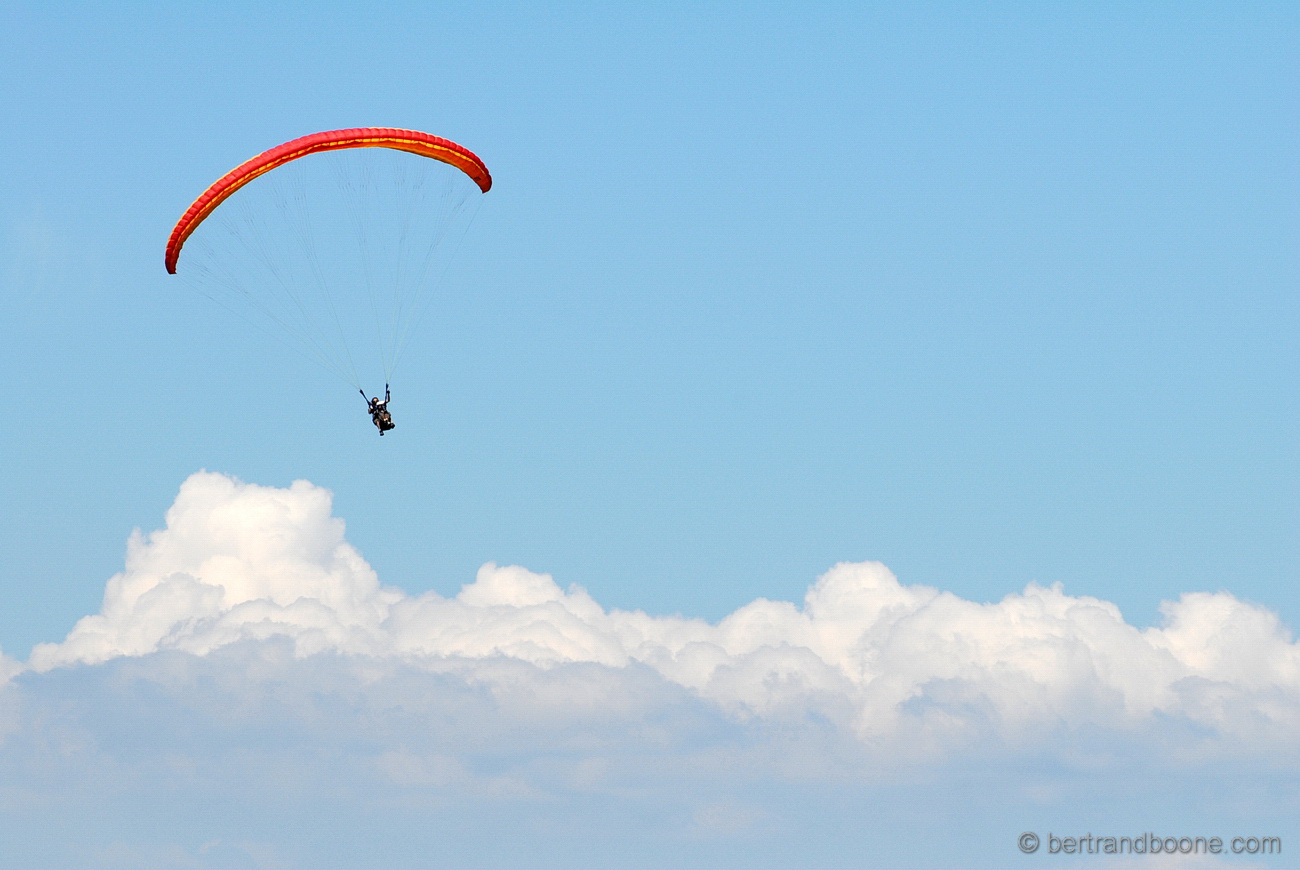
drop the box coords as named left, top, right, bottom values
left=165, top=127, right=491, bottom=274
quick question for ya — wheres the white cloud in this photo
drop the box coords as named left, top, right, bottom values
left=20, top=471, right=1300, bottom=749
left=6, top=471, right=1299, bottom=868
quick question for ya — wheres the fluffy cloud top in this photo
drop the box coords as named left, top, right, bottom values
left=8, top=472, right=1299, bottom=869
left=25, top=472, right=1300, bottom=744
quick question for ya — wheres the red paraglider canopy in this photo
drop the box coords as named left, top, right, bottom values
left=165, top=127, right=491, bottom=274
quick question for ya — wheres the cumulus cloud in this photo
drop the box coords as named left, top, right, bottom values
left=5, top=471, right=1298, bottom=869
left=22, top=471, right=1300, bottom=748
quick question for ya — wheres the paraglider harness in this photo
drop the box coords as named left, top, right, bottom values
left=363, top=386, right=395, bottom=435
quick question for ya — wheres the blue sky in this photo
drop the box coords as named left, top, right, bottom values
left=1, top=5, right=1297, bottom=868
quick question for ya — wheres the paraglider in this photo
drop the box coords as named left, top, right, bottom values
left=165, top=127, right=491, bottom=435
left=363, top=385, right=394, bottom=435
